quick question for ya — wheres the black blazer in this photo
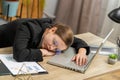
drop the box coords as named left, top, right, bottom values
left=0, top=18, right=90, bottom=62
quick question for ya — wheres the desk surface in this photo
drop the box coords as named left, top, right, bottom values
left=0, top=32, right=120, bottom=80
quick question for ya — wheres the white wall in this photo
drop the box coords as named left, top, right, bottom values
left=43, top=0, right=58, bottom=18
left=100, top=0, right=120, bottom=43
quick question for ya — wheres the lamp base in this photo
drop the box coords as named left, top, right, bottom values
left=118, top=47, right=120, bottom=61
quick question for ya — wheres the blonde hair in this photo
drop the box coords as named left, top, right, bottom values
left=51, top=23, right=74, bottom=48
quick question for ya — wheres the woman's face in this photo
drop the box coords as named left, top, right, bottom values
left=42, top=27, right=67, bottom=52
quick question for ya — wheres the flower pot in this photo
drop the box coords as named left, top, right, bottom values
left=2, top=0, right=19, bottom=17
left=108, top=58, right=117, bottom=65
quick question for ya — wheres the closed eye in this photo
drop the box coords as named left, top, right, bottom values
left=53, top=39, right=58, bottom=47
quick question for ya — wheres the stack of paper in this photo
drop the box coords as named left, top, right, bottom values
left=0, top=54, right=48, bottom=76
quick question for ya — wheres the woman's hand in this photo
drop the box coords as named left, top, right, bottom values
left=40, top=49, right=55, bottom=56
left=72, top=48, right=87, bottom=66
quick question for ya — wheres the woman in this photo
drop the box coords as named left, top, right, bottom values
left=0, top=18, right=90, bottom=66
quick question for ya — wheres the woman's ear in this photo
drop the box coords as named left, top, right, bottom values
left=49, top=27, right=57, bottom=33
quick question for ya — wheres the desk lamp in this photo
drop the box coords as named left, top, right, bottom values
left=108, top=7, right=120, bottom=60
left=108, top=7, right=120, bottom=47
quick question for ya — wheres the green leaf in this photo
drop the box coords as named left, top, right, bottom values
left=109, top=54, right=118, bottom=59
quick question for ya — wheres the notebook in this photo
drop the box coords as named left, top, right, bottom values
left=47, top=29, right=114, bottom=73
left=90, top=45, right=117, bottom=55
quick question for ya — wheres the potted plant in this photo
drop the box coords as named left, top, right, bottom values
left=108, top=54, right=118, bottom=65
left=2, top=0, right=19, bottom=17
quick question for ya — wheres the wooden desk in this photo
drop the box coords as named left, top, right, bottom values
left=0, top=32, right=120, bottom=80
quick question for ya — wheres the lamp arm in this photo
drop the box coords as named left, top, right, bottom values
left=102, top=28, right=114, bottom=43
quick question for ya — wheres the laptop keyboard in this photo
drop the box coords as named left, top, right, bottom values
left=65, top=53, right=96, bottom=73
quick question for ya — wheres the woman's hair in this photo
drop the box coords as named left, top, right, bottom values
left=51, top=23, right=74, bottom=49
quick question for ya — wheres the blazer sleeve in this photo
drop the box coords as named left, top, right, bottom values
left=13, top=24, right=43, bottom=62
left=71, top=37, right=90, bottom=55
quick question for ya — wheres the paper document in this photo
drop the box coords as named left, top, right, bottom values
left=0, top=54, right=47, bottom=75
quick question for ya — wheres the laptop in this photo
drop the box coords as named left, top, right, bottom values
left=47, top=29, right=114, bottom=73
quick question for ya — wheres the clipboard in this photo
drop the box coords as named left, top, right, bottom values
left=0, top=60, right=11, bottom=76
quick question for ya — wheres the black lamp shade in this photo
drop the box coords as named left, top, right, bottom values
left=108, top=7, right=120, bottom=23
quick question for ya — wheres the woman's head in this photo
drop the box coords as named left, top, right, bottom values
left=42, top=23, right=74, bottom=52
left=53, top=23, right=74, bottom=48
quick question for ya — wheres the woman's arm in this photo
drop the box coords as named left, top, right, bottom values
left=71, top=37, right=90, bottom=66
left=13, top=24, right=43, bottom=62
left=71, top=37, right=90, bottom=55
